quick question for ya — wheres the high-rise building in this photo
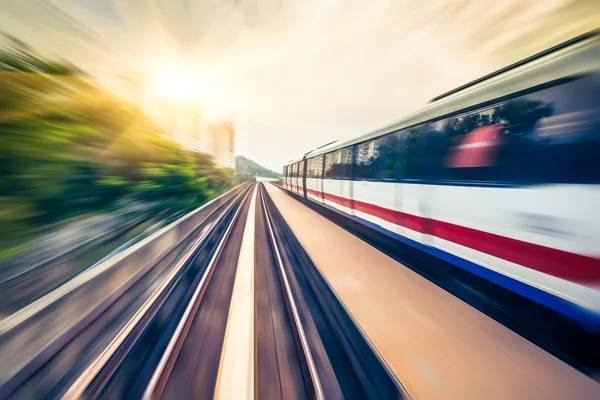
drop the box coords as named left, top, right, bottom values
left=143, top=98, right=203, bottom=150
left=174, top=101, right=202, bottom=149
left=193, top=121, right=235, bottom=169
left=357, top=141, right=379, bottom=164
left=140, top=95, right=234, bottom=169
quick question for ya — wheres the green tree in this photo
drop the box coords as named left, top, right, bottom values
left=0, top=36, right=237, bottom=259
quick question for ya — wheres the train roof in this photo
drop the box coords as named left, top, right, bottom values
left=286, top=158, right=301, bottom=165
left=287, top=29, right=600, bottom=164
left=285, top=140, right=340, bottom=166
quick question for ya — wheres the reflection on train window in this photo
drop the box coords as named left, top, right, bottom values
left=298, top=160, right=305, bottom=182
left=326, top=148, right=353, bottom=179
left=339, top=147, right=354, bottom=179
left=316, top=155, right=324, bottom=178
left=339, top=149, right=350, bottom=179
left=426, top=74, right=600, bottom=184
left=307, top=155, right=323, bottom=179
left=306, top=158, right=314, bottom=178
left=355, top=132, right=402, bottom=181
left=401, top=125, right=425, bottom=180
left=324, top=152, right=335, bottom=179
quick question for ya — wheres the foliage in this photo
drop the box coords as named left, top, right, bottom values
left=0, top=36, right=234, bottom=258
left=234, top=173, right=255, bottom=185
left=0, top=33, right=82, bottom=76
left=235, top=155, right=281, bottom=178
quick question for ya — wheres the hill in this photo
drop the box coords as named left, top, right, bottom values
left=235, top=155, right=281, bottom=178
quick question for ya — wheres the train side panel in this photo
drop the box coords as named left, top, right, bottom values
left=305, top=179, right=600, bottom=324
left=288, top=34, right=600, bottom=328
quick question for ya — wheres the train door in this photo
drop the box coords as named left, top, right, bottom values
left=295, top=162, right=300, bottom=194
left=354, top=134, right=400, bottom=228
left=322, top=149, right=353, bottom=214
left=302, top=158, right=307, bottom=198
left=322, top=152, right=339, bottom=208
left=305, top=157, right=315, bottom=200
left=399, top=124, right=430, bottom=245
left=298, top=160, right=305, bottom=197
left=316, top=155, right=325, bottom=203
left=290, top=163, right=298, bottom=193
left=339, top=147, right=354, bottom=213
left=306, top=155, right=324, bottom=203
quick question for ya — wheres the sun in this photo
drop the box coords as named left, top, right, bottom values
left=150, top=65, right=201, bottom=101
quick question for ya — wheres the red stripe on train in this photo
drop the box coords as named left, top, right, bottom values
left=305, top=187, right=600, bottom=284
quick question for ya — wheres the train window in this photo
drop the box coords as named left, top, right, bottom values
left=324, top=152, right=335, bottom=179
left=298, top=160, right=305, bottom=180
left=308, top=157, right=318, bottom=178
left=315, top=155, right=324, bottom=178
left=428, top=107, right=501, bottom=182
left=325, top=147, right=353, bottom=179
left=307, top=156, right=323, bottom=179
left=339, top=147, right=354, bottom=179
left=401, top=125, right=426, bottom=180
left=355, top=140, right=377, bottom=180
left=355, top=132, right=402, bottom=181
left=427, top=74, right=600, bottom=184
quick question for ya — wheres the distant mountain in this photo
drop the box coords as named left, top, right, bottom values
left=235, top=155, right=281, bottom=178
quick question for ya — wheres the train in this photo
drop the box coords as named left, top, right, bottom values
left=282, top=31, right=600, bottom=331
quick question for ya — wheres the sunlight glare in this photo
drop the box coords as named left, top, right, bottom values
left=151, top=65, right=201, bottom=101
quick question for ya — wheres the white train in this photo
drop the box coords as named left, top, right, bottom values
left=283, top=31, right=600, bottom=331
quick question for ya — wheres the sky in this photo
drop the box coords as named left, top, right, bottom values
left=1, top=0, right=599, bottom=171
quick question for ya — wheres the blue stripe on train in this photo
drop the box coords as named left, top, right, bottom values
left=314, top=197, right=600, bottom=333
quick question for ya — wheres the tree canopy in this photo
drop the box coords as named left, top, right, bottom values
left=0, top=35, right=240, bottom=259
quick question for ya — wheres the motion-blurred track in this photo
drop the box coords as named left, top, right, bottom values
left=138, top=183, right=403, bottom=399
left=0, top=182, right=403, bottom=399
left=0, top=184, right=251, bottom=398
left=1, top=181, right=598, bottom=399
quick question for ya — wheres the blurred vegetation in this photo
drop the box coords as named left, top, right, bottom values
left=234, top=173, right=255, bottom=185
left=0, top=35, right=237, bottom=259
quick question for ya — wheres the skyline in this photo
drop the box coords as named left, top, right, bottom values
left=1, top=0, right=599, bottom=171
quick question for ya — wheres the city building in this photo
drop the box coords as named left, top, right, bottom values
left=143, top=97, right=202, bottom=150
left=193, top=121, right=235, bottom=169
left=357, top=141, right=379, bottom=164
left=142, top=96, right=235, bottom=169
